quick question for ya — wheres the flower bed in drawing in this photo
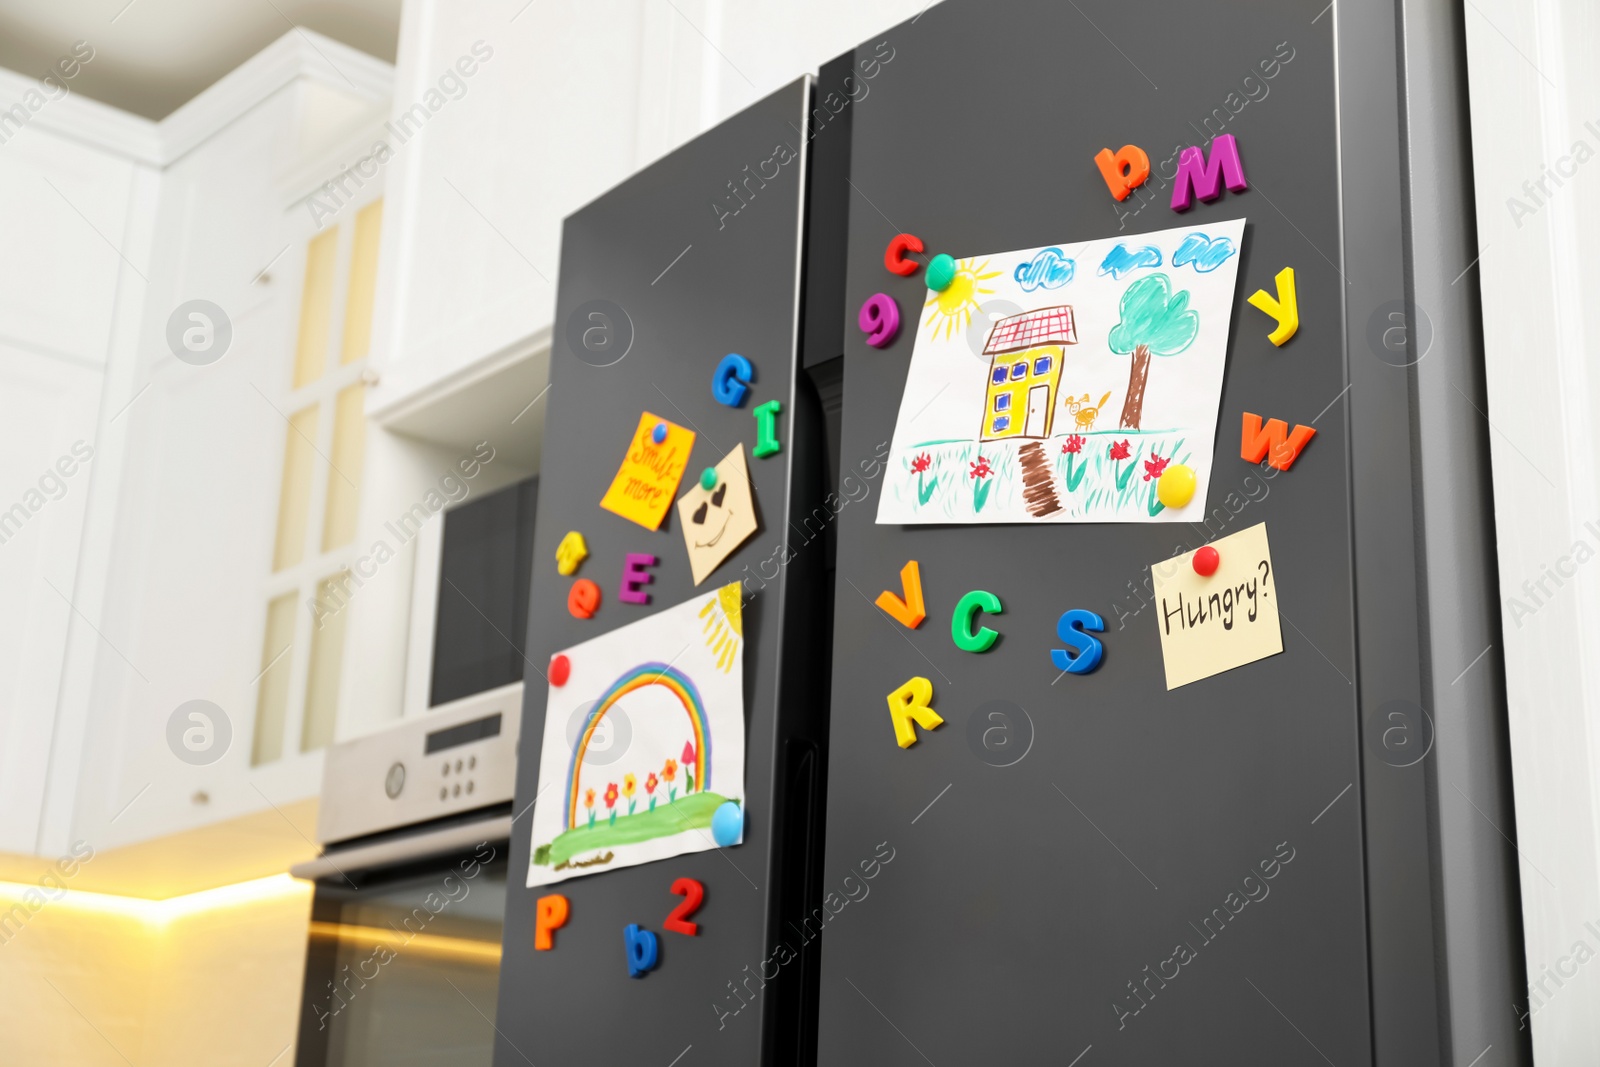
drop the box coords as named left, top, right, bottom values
left=875, top=220, right=1244, bottom=524
left=894, top=433, right=1193, bottom=521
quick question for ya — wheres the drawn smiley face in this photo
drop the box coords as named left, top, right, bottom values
left=692, top=482, right=732, bottom=547
left=675, top=445, right=759, bottom=585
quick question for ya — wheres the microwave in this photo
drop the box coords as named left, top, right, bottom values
left=405, top=475, right=540, bottom=714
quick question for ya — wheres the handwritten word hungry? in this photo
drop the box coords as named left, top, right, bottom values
left=1161, top=560, right=1271, bottom=635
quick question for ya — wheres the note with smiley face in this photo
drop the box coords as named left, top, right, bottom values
left=599, top=412, right=695, bottom=530
left=676, top=445, right=760, bottom=585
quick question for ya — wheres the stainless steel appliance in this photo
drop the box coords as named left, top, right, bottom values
left=292, top=683, right=522, bottom=1067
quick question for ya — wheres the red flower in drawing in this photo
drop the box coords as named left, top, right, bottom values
left=603, top=783, right=618, bottom=809
left=645, top=773, right=658, bottom=795
left=1143, top=453, right=1170, bottom=482
left=682, top=740, right=696, bottom=766
left=969, top=456, right=993, bottom=479
left=911, top=453, right=932, bottom=474
left=1109, top=440, right=1132, bottom=462
left=1062, top=435, right=1084, bottom=455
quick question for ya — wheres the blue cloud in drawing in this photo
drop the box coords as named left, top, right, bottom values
left=1098, top=244, right=1163, bottom=280
left=1172, top=232, right=1238, bottom=273
left=1014, top=247, right=1075, bottom=291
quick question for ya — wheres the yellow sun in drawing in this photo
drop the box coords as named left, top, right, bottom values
left=700, top=584, right=744, bottom=673
left=923, top=258, right=1001, bottom=341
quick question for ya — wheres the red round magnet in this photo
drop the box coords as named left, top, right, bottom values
left=1193, top=546, right=1220, bottom=577
left=550, top=654, right=571, bottom=686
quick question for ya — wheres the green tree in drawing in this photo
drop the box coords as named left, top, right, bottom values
left=1108, top=273, right=1200, bottom=431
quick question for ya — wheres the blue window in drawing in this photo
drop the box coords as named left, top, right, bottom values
left=992, top=415, right=1011, bottom=433
left=993, top=393, right=1011, bottom=413
left=1033, top=355, right=1053, bottom=376
left=991, top=366, right=1008, bottom=385
left=1010, top=361, right=1028, bottom=381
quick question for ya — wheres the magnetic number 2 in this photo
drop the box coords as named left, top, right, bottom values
left=664, top=878, right=704, bottom=936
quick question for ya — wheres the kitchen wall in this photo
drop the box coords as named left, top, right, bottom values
left=1465, top=0, right=1600, bottom=1060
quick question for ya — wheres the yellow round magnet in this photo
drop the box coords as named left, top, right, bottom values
left=1156, top=464, right=1197, bottom=509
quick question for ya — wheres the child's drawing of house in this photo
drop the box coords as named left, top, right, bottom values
left=979, top=305, right=1077, bottom=442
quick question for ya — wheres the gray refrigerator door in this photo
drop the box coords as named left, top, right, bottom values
left=812, top=1, right=1524, bottom=1065
left=492, top=79, right=829, bottom=1067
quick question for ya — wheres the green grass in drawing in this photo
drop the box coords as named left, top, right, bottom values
left=533, top=791, right=734, bottom=869
left=896, top=432, right=1189, bottom=521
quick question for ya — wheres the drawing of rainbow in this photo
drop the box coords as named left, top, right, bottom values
left=563, top=662, right=711, bottom=829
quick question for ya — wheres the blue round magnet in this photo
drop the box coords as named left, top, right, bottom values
left=711, top=801, right=744, bottom=846
left=652, top=422, right=668, bottom=444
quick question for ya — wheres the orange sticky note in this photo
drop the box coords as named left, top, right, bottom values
left=599, top=413, right=696, bottom=530
left=874, top=560, right=926, bottom=629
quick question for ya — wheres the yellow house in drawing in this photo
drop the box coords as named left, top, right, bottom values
left=979, top=305, right=1077, bottom=442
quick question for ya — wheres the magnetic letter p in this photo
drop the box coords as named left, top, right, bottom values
left=535, top=894, right=569, bottom=950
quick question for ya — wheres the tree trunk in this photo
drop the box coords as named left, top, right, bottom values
left=1016, top=440, right=1063, bottom=517
left=1119, top=343, right=1151, bottom=430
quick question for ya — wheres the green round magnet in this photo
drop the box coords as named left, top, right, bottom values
left=700, top=467, right=718, bottom=491
left=925, top=253, right=957, bottom=292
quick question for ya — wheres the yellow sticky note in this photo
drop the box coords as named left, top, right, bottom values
left=1151, top=522, right=1283, bottom=690
left=599, top=413, right=696, bottom=530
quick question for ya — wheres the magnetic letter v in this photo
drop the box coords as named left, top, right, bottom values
left=874, top=560, right=926, bottom=629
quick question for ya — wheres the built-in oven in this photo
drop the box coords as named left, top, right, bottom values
left=292, top=685, right=521, bottom=1067
left=291, top=471, right=539, bottom=1065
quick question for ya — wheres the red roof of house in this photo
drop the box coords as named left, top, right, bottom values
left=983, top=305, right=1077, bottom=355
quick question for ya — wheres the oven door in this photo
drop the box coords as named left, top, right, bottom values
left=293, top=815, right=511, bottom=1067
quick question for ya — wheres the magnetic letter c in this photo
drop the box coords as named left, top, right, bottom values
left=951, top=590, right=1003, bottom=653
left=884, top=232, right=924, bottom=276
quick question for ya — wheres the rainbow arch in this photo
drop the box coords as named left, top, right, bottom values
left=564, top=662, right=710, bottom=829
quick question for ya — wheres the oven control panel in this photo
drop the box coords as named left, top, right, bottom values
left=315, top=682, right=522, bottom=845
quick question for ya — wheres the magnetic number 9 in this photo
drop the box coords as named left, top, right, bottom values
left=859, top=293, right=901, bottom=349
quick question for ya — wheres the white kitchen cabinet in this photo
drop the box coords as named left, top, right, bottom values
left=67, top=47, right=394, bottom=855
left=0, top=77, right=150, bottom=857
left=0, top=32, right=397, bottom=860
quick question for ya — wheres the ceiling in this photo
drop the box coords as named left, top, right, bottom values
left=0, top=0, right=400, bottom=120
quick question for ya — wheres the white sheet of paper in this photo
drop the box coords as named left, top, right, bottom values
left=876, top=219, right=1246, bottom=524
left=1151, top=522, right=1283, bottom=689
left=526, top=584, right=746, bottom=887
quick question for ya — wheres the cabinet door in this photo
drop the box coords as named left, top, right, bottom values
left=0, top=349, right=102, bottom=854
